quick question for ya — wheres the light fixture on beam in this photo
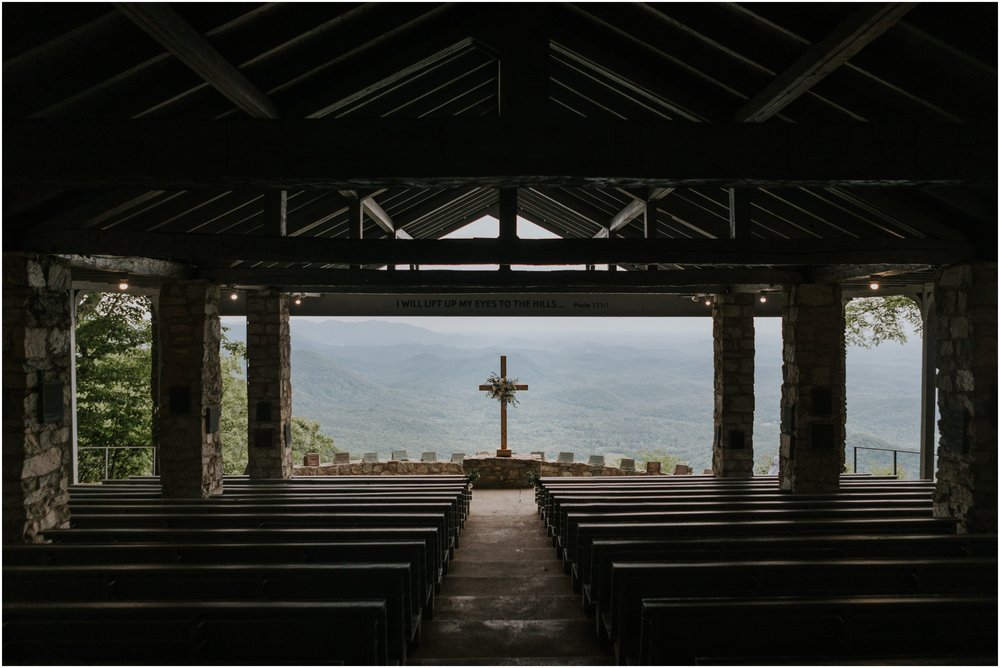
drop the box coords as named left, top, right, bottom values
left=293, top=293, right=303, bottom=306
left=118, top=276, right=129, bottom=291
left=229, top=288, right=239, bottom=301
left=704, top=296, right=713, bottom=307
left=869, top=276, right=881, bottom=291
left=759, top=292, right=768, bottom=303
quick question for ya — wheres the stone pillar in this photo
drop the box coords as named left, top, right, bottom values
left=712, top=293, right=755, bottom=477
left=2, top=254, right=73, bottom=542
left=246, top=289, right=293, bottom=479
left=779, top=284, right=846, bottom=493
left=932, top=262, right=997, bottom=533
left=156, top=281, right=223, bottom=498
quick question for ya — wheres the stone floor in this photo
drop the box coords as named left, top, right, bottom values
left=406, top=488, right=613, bottom=666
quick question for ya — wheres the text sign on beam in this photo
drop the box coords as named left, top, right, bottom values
left=241, top=293, right=784, bottom=317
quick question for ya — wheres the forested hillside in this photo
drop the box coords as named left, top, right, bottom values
left=224, top=318, right=924, bottom=474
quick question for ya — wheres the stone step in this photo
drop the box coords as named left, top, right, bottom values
left=409, top=620, right=600, bottom=659
left=456, top=532, right=553, bottom=548
left=446, top=560, right=561, bottom=576
left=440, top=574, right=570, bottom=596
left=453, top=547, right=554, bottom=562
left=406, top=657, right=611, bottom=665
left=432, top=594, right=584, bottom=620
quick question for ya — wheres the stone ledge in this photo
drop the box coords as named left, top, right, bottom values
left=295, top=461, right=464, bottom=476
left=463, top=453, right=651, bottom=489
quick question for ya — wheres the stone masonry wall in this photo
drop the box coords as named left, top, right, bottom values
left=932, top=262, right=997, bottom=533
left=712, top=293, right=755, bottom=477
left=246, top=290, right=293, bottom=479
left=156, top=281, right=223, bottom=498
left=779, top=284, right=846, bottom=493
left=295, top=461, right=464, bottom=476
left=2, top=254, right=73, bottom=543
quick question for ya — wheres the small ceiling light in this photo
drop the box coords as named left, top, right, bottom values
left=759, top=293, right=768, bottom=303
left=869, top=276, right=881, bottom=291
left=293, top=294, right=303, bottom=306
left=704, top=297, right=713, bottom=307
left=229, top=290, right=239, bottom=301
left=118, top=277, right=129, bottom=291
left=690, top=295, right=700, bottom=303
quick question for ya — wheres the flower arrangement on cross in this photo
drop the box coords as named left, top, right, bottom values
left=483, top=371, right=520, bottom=406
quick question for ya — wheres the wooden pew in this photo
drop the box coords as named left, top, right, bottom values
left=607, top=558, right=998, bottom=664
left=44, top=526, right=448, bottom=593
left=5, top=562, right=414, bottom=664
left=639, top=595, right=998, bottom=665
left=562, top=506, right=938, bottom=570
left=5, top=540, right=432, bottom=635
left=572, top=516, right=959, bottom=588
left=70, top=501, right=463, bottom=549
left=3, top=600, right=389, bottom=665
left=552, top=497, right=932, bottom=546
left=538, top=482, right=934, bottom=522
left=585, top=533, right=998, bottom=615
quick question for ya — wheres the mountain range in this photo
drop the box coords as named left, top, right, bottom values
left=222, top=318, right=925, bottom=475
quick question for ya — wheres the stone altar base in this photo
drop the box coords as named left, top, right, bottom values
left=463, top=453, right=651, bottom=489
left=294, top=461, right=464, bottom=476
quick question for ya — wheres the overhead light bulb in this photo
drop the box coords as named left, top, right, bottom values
left=869, top=276, right=881, bottom=290
left=118, top=277, right=129, bottom=291
left=229, top=290, right=239, bottom=301
left=704, top=297, right=712, bottom=307
left=759, top=293, right=767, bottom=303
left=293, top=295, right=303, bottom=306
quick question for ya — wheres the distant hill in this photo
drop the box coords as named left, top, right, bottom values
left=222, top=318, right=924, bottom=473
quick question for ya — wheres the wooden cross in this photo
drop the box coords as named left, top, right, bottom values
left=478, top=355, right=528, bottom=458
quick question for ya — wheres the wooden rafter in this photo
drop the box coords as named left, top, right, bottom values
left=115, top=3, right=279, bottom=119
left=736, top=3, right=915, bottom=122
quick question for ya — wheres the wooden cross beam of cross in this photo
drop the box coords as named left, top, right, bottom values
left=478, top=355, right=528, bottom=458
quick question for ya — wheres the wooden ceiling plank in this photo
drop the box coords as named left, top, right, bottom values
left=736, top=3, right=915, bottom=122
left=116, top=2, right=279, bottom=119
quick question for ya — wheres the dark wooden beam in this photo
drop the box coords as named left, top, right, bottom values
left=115, top=3, right=279, bottom=119
left=729, top=188, right=752, bottom=240
left=806, top=263, right=933, bottom=284
left=473, top=5, right=550, bottom=119
left=263, top=191, right=287, bottom=237
left=736, top=4, right=915, bottom=122
left=498, top=188, right=517, bottom=271
left=7, top=120, right=993, bottom=190
left=17, top=231, right=982, bottom=266
left=200, top=267, right=802, bottom=293
left=58, top=254, right=192, bottom=279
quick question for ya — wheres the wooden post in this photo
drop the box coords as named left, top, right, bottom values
left=499, top=355, right=508, bottom=453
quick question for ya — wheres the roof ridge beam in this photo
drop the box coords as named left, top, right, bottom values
left=116, top=3, right=279, bottom=119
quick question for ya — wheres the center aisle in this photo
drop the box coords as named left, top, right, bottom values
left=406, top=488, right=612, bottom=666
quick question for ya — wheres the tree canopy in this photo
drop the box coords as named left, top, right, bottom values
left=845, top=296, right=922, bottom=348
left=75, top=292, right=154, bottom=482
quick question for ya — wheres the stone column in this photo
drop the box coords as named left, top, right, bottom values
left=779, top=284, right=846, bottom=493
left=246, top=289, right=293, bottom=479
left=932, top=262, right=997, bottom=533
left=712, top=293, right=755, bottom=477
left=156, top=281, right=223, bottom=498
left=2, top=254, right=73, bottom=543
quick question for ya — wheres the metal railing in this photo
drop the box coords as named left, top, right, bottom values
left=78, top=445, right=157, bottom=481
left=852, top=445, right=919, bottom=478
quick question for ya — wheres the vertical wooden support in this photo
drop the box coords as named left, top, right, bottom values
left=644, top=192, right=657, bottom=271
left=500, top=355, right=508, bottom=451
left=264, top=191, right=287, bottom=237
left=69, top=289, right=80, bottom=485
left=348, top=196, right=363, bottom=270
left=729, top=188, right=752, bottom=240
left=499, top=188, right=517, bottom=272
left=918, top=290, right=937, bottom=480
